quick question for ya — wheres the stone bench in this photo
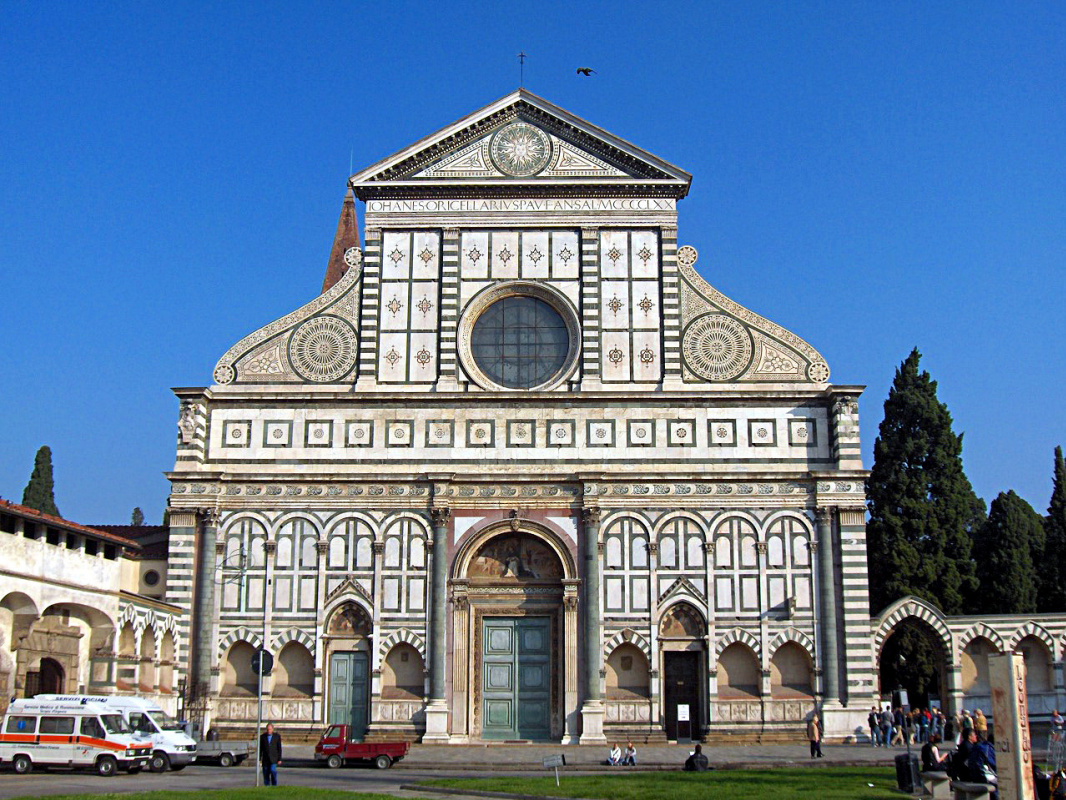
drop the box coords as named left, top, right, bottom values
left=920, top=770, right=950, bottom=799
left=949, top=781, right=993, bottom=800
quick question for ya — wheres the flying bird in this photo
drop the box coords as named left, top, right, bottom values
left=576, top=68, right=597, bottom=76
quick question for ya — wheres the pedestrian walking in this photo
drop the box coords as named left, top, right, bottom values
left=807, top=714, right=823, bottom=759
left=260, top=722, right=283, bottom=786
left=868, top=706, right=881, bottom=746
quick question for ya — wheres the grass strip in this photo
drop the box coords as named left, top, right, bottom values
left=0, top=790, right=397, bottom=800
left=421, top=765, right=902, bottom=800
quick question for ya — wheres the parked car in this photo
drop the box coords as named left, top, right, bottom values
left=193, top=738, right=251, bottom=767
left=314, top=725, right=409, bottom=769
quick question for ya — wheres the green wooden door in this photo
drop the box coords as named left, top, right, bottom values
left=482, top=617, right=551, bottom=740
left=329, top=651, right=368, bottom=739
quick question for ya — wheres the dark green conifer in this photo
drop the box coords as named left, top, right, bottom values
left=22, top=446, right=60, bottom=517
left=1041, top=446, right=1066, bottom=611
left=976, top=490, right=1044, bottom=613
left=131, top=507, right=145, bottom=526
left=866, top=349, right=985, bottom=615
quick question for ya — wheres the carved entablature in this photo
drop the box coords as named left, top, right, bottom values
left=211, top=248, right=363, bottom=386
left=677, top=246, right=830, bottom=384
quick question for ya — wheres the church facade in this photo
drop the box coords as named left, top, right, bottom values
left=166, top=90, right=875, bottom=743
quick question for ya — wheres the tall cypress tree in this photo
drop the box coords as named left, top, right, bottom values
left=975, top=491, right=1044, bottom=614
left=1042, top=446, right=1066, bottom=611
left=131, top=507, right=145, bottom=526
left=866, top=349, right=985, bottom=615
left=22, top=445, right=60, bottom=517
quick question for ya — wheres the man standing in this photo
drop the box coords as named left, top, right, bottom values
left=807, top=714, right=823, bottom=759
left=260, top=722, right=283, bottom=786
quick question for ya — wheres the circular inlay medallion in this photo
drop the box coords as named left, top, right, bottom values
left=682, top=313, right=753, bottom=381
left=490, top=122, right=552, bottom=177
left=288, top=315, right=357, bottom=382
left=343, top=247, right=362, bottom=269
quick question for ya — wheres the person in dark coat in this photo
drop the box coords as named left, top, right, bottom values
left=684, top=743, right=710, bottom=772
left=260, top=722, right=283, bottom=786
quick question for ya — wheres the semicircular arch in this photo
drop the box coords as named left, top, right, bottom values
left=378, top=628, right=427, bottom=661
left=651, top=511, right=709, bottom=542
left=452, top=519, right=577, bottom=581
left=959, top=624, right=1006, bottom=653
left=872, top=596, right=952, bottom=656
left=768, top=627, right=816, bottom=659
left=604, top=628, right=652, bottom=660
left=716, top=626, right=761, bottom=659
left=1008, top=622, right=1055, bottom=656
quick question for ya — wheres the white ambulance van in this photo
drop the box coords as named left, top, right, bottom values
left=34, top=695, right=197, bottom=772
left=0, top=696, right=151, bottom=775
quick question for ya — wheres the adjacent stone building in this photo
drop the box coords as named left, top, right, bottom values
left=0, top=499, right=183, bottom=715
left=166, top=90, right=877, bottom=742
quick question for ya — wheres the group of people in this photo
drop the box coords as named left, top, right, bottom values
left=922, top=727, right=998, bottom=799
left=607, top=740, right=637, bottom=766
left=866, top=704, right=982, bottom=747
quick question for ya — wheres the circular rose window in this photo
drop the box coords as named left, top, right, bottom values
left=460, top=282, right=580, bottom=391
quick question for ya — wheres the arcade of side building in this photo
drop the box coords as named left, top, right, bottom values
left=5, top=91, right=1066, bottom=744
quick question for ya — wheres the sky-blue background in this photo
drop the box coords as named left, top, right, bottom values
left=1, top=2, right=1063, bottom=524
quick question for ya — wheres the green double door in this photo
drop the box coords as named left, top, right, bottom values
left=329, top=651, right=368, bottom=740
left=482, top=617, right=551, bottom=740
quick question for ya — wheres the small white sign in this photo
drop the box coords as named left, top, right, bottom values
left=677, top=704, right=690, bottom=722
left=542, top=754, right=565, bottom=769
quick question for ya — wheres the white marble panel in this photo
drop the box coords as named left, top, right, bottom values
left=606, top=576, right=624, bottom=611
left=222, top=582, right=239, bottom=610
left=741, top=576, right=759, bottom=610
left=461, top=232, right=489, bottom=279
left=409, top=282, right=439, bottom=330
left=601, top=280, right=630, bottom=330
left=715, top=577, right=734, bottom=610
left=379, top=285, right=410, bottom=331
left=384, top=537, right=401, bottom=567
left=715, top=537, right=732, bottom=567
left=274, top=577, right=292, bottom=610
left=794, top=576, right=811, bottom=609
left=768, top=576, right=786, bottom=608
left=521, top=231, right=550, bottom=279
left=630, top=230, right=659, bottom=279
left=631, top=280, right=660, bottom=325
left=599, top=230, right=629, bottom=279
left=792, top=536, right=809, bottom=566
left=411, top=231, right=439, bottom=281
left=490, top=231, right=519, bottom=279
left=453, top=516, right=484, bottom=544
left=299, top=577, right=316, bottom=610
left=546, top=515, right=577, bottom=544
left=551, top=231, right=580, bottom=279
left=408, top=577, right=425, bottom=611
left=248, top=578, right=264, bottom=610
left=408, top=331, right=437, bottom=383
left=381, top=232, right=410, bottom=280
left=686, top=536, right=704, bottom=569
left=383, top=577, right=400, bottom=610
left=632, top=329, right=661, bottom=383
left=378, top=332, right=407, bottom=378
left=601, top=331, right=630, bottom=382
left=631, top=578, right=649, bottom=610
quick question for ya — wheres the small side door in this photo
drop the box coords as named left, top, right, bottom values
left=39, top=716, right=75, bottom=765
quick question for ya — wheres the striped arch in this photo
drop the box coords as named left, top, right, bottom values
left=707, top=510, right=764, bottom=537
left=272, top=627, right=316, bottom=655
left=601, top=510, right=654, bottom=534
left=762, top=509, right=815, bottom=536
left=380, top=510, right=432, bottom=539
left=221, top=511, right=271, bottom=535
left=604, top=628, right=652, bottom=661
left=651, top=510, right=709, bottom=542
left=218, top=626, right=264, bottom=657
left=716, top=626, right=762, bottom=659
left=271, top=511, right=325, bottom=539
left=958, top=623, right=1005, bottom=653
left=768, top=627, right=816, bottom=659
left=872, top=596, right=952, bottom=656
left=1008, top=622, right=1055, bottom=657
left=323, top=510, right=380, bottom=536
left=378, top=628, right=427, bottom=661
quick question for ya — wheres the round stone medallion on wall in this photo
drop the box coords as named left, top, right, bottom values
left=489, top=122, right=553, bottom=177
left=682, top=313, right=754, bottom=381
left=288, top=314, right=358, bottom=383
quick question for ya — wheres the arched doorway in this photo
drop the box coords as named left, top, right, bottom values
left=324, top=601, right=372, bottom=740
left=878, top=617, right=949, bottom=710
left=451, top=525, right=576, bottom=742
left=659, top=602, right=707, bottom=740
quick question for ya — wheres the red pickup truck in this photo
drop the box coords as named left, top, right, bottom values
left=314, top=725, right=409, bottom=769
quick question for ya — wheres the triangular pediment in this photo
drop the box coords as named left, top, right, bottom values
left=350, top=89, right=691, bottom=197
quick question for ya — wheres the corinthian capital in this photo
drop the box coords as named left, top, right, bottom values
left=582, top=506, right=602, bottom=527
left=430, top=506, right=451, bottom=527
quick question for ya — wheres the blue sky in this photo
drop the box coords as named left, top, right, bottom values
left=1, top=2, right=1063, bottom=524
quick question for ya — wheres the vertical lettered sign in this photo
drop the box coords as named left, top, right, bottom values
left=989, top=652, right=1035, bottom=800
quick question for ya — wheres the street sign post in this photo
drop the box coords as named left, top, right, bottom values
left=542, top=754, right=566, bottom=786
left=251, top=648, right=274, bottom=676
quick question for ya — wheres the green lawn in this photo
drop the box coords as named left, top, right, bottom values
left=2, top=791, right=395, bottom=800
left=422, top=766, right=902, bottom=800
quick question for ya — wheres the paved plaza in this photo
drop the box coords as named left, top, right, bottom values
left=0, top=742, right=903, bottom=799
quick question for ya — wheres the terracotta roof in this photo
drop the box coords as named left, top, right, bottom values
left=91, top=525, right=169, bottom=559
left=0, top=498, right=141, bottom=550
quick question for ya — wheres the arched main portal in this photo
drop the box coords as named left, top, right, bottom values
left=450, top=524, right=578, bottom=743
left=660, top=602, right=707, bottom=740
left=877, top=617, right=949, bottom=710
left=323, top=601, right=372, bottom=740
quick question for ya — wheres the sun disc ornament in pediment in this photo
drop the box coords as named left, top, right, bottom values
left=489, top=122, right=553, bottom=177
